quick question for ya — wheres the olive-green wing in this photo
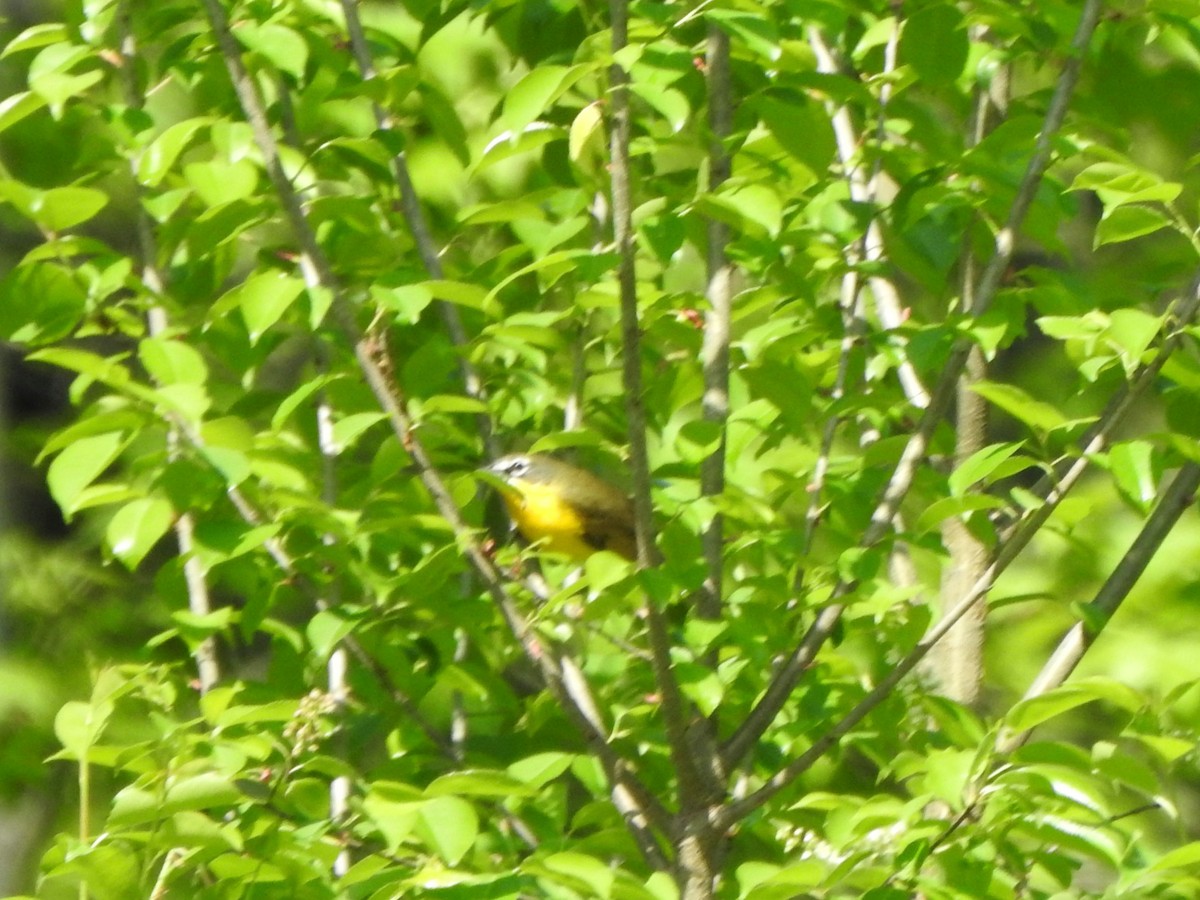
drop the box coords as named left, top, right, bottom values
left=567, top=480, right=637, bottom=559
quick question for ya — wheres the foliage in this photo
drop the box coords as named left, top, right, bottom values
left=3, top=0, right=1200, bottom=898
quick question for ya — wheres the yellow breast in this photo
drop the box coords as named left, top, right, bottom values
left=500, top=479, right=596, bottom=560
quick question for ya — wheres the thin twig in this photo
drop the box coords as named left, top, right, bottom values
left=800, top=23, right=919, bottom=569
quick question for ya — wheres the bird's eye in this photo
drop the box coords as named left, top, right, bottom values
left=498, top=457, right=530, bottom=478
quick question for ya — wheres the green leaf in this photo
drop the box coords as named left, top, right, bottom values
left=755, top=93, right=836, bottom=174
left=137, top=118, right=211, bottom=186
left=416, top=394, right=489, bottom=415
left=47, top=431, right=127, bottom=517
left=424, top=280, right=490, bottom=310
left=675, top=420, right=723, bottom=464
left=629, top=82, right=691, bottom=131
left=363, top=783, right=422, bottom=852
left=306, top=608, right=357, bottom=660
left=172, top=607, right=235, bottom=644
left=705, top=10, right=779, bottom=60
left=54, top=699, right=112, bottom=758
left=1106, top=308, right=1164, bottom=374
left=970, top=381, right=1069, bottom=433
left=1038, top=313, right=1106, bottom=343
left=503, top=65, right=580, bottom=133
left=0, top=261, right=87, bottom=344
left=698, top=183, right=782, bottom=237
left=582, top=548, right=635, bottom=595
left=1006, top=678, right=1144, bottom=733
left=1150, top=841, right=1200, bottom=871
left=1128, top=732, right=1196, bottom=763
left=529, top=851, right=615, bottom=898
left=233, top=22, right=309, bottom=79
left=417, top=795, right=477, bottom=864
left=107, top=497, right=175, bottom=568
left=1107, top=440, right=1158, bottom=513
left=677, top=661, right=724, bottom=717
left=2, top=23, right=71, bottom=57
left=271, top=374, right=338, bottom=429
left=900, top=5, right=968, bottom=83
left=332, top=412, right=387, bottom=451
left=1018, top=814, right=1124, bottom=867
left=110, top=774, right=244, bottom=826
left=0, top=91, right=46, bottom=134
left=476, top=122, right=564, bottom=172
left=948, top=442, right=1030, bottom=495
left=198, top=446, right=251, bottom=486
left=229, top=271, right=306, bottom=343
left=1070, top=161, right=1181, bottom=206
left=0, top=182, right=108, bottom=230
left=184, top=158, right=260, bottom=207
left=138, top=337, right=209, bottom=385
left=425, top=770, right=530, bottom=798
left=1095, top=205, right=1172, bottom=247
left=420, top=82, right=470, bottom=167
left=483, top=249, right=604, bottom=307
left=191, top=522, right=280, bottom=568
left=914, top=493, right=1008, bottom=533
left=507, top=752, right=575, bottom=787
left=212, top=699, right=299, bottom=727
left=29, top=65, right=103, bottom=114
left=569, top=101, right=605, bottom=166
left=372, top=283, right=433, bottom=324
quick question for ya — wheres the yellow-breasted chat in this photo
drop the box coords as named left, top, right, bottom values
left=482, top=454, right=636, bottom=561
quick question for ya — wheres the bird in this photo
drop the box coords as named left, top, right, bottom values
left=483, top=453, right=637, bottom=561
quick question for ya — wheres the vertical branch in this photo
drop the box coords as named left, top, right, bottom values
left=117, top=0, right=219, bottom=694
left=607, top=0, right=655, bottom=556
left=611, top=0, right=724, bottom=893
left=698, top=24, right=733, bottom=623
left=935, top=51, right=1010, bottom=705
left=935, top=344, right=988, bottom=704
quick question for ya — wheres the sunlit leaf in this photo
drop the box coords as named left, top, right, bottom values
left=107, top=497, right=175, bottom=568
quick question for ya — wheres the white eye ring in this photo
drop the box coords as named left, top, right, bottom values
left=496, top=456, right=531, bottom=478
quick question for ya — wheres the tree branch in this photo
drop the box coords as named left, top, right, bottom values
left=608, top=0, right=714, bottom=832
left=934, top=39, right=1010, bottom=705
left=698, top=23, right=733, bottom=624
